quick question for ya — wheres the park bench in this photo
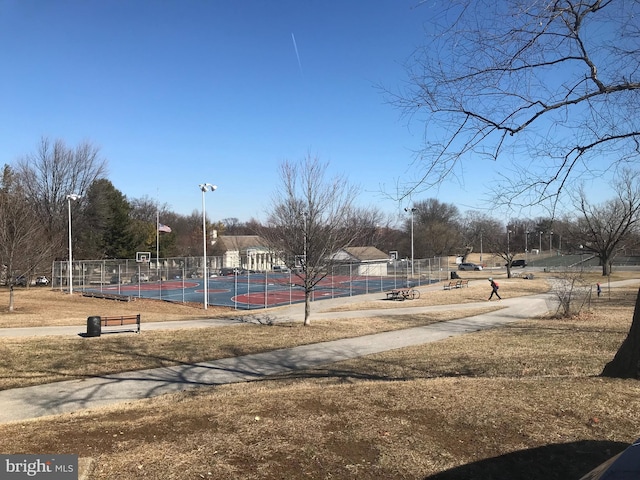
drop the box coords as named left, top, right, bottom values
left=386, top=288, right=420, bottom=301
left=443, top=280, right=469, bottom=290
left=100, top=314, right=140, bottom=334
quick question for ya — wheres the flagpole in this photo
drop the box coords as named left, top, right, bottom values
left=156, top=209, right=160, bottom=273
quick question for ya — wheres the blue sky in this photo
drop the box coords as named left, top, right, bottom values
left=0, top=0, right=514, bottom=223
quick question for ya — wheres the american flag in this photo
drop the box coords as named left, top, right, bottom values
left=158, top=223, right=172, bottom=233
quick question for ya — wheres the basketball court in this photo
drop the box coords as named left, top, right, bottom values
left=82, top=271, right=413, bottom=310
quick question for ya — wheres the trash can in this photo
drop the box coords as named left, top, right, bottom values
left=86, top=316, right=101, bottom=337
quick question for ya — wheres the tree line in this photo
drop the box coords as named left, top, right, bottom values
left=2, top=139, right=638, bottom=288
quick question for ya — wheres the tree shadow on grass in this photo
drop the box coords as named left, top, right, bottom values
left=423, top=440, right=628, bottom=480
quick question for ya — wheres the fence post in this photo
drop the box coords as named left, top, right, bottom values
left=349, top=263, right=353, bottom=296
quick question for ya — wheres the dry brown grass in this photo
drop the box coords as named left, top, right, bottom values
left=0, top=287, right=237, bottom=327
left=0, top=275, right=639, bottom=479
left=326, top=276, right=550, bottom=311
left=0, top=310, right=497, bottom=391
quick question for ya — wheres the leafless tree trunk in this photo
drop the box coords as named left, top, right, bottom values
left=8, top=286, right=14, bottom=312
left=262, top=156, right=362, bottom=326
left=602, top=288, right=640, bottom=379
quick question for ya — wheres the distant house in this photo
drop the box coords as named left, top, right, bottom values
left=330, top=246, right=389, bottom=276
left=210, top=239, right=389, bottom=276
left=209, top=235, right=277, bottom=272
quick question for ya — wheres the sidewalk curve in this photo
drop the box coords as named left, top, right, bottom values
left=0, top=292, right=555, bottom=423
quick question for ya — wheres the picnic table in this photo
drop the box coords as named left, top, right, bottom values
left=386, top=288, right=421, bottom=301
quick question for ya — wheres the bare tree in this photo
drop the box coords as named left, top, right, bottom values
left=552, top=271, right=592, bottom=317
left=571, top=171, right=640, bottom=276
left=392, top=0, right=640, bottom=211
left=16, top=138, right=107, bottom=259
left=483, top=224, right=519, bottom=277
left=345, top=206, right=390, bottom=248
left=0, top=165, right=50, bottom=310
left=130, top=195, right=171, bottom=224
left=411, top=199, right=461, bottom=258
left=459, top=211, right=503, bottom=263
left=262, top=156, right=360, bottom=326
left=391, top=0, right=640, bottom=379
left=169, top=211, right=205, bottom=257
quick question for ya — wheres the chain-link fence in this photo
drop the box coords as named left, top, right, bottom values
left=51, top=256, right=452, bottom=309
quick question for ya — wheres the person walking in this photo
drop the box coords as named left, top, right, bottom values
left=488, top=277, right=501, bottom=300
left=597, top=282, right=602, bottom=297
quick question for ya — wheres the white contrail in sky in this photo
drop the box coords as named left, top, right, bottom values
left=291, top=32, right=303, bottom=76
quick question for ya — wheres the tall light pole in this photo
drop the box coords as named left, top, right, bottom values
left=66, top=194, right=81, bottom=294
left=559, top=233, right=562, bottom=253
left=549, top=231, right=554, bottom=254
left=199, top=183, right=217, bottom=310
left=539, top=231, right=543, bottom=254
left=404, top=207, right=417, bottom=277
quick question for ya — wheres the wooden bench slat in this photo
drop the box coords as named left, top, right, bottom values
left=99, top=314, right=140, bottom=333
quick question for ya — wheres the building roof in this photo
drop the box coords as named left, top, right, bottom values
left=337, top=246, right=388, bottom=262
left=211, top=235, right=269, bottom=253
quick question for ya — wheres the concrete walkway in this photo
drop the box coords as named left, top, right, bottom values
left=0, top=278, right=636, bottom=423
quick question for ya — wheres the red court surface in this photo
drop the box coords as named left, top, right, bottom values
left=82, top=273, right=414, bottom=310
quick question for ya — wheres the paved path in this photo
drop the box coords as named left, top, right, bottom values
left=0, top=279, right=637, bottom=423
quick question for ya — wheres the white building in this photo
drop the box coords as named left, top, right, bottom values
left=330, top=246, right=389, bottom=276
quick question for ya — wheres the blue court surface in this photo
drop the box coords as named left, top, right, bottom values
left=81, top=272, right=419, bottom=310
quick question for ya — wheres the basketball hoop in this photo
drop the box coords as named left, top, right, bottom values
left=136, top=252, right=151, bottom=263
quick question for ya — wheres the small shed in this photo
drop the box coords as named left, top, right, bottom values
left=331, top=246, right=389, bottom=276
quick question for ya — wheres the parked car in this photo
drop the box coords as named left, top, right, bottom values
left=14, top=275, right=28, bottom=286
left=506, top=259, right=527, bottom=268
left=220, top=267, right=240, bottom=276
left=272, top=265, right=289, bottom=273
left=131, top=273, right=149, bottom=283
left=458, top=262, right=483, bottom=271
left=35, top=276, right=49, bottom=286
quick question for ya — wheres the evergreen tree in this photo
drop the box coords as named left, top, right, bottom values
left=76, top=179, right=136, bottom=259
